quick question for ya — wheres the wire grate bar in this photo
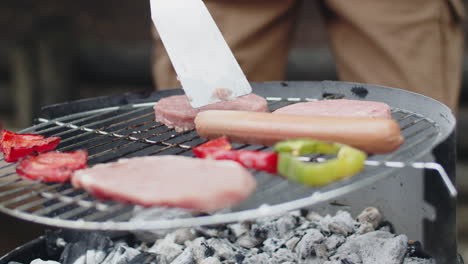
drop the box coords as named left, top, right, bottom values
left=38, top=108, right=153, bottom=144
left=0, top=184, right=61, bottom=207
left=55, top=203, right=98, bottom=220
left=0, top=182, right=44, bottom=199
left=58, top=120, right=163, bottom=153
left=0, top=178, right=21, bottom=189
left=83, top=204, right=131, bottom=221
left=31, top=108, right=117, bottom=136
left=383, top=131, right=440, bottom=162
left=400, top=117, right=426, bottom=131
left=0, top=172, right=16, bottom=180
left=0, top=163, right=14, bottom=170
left=393, top=110, right=416, bottom=122
left=32, top=193, right=92, bottom=216
left=14, top=188, right=79, bottom=212
left=39, top=191, right=111, bottom=212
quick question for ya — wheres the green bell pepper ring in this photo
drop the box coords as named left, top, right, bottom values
left=274, top=139, right=367, bottom=187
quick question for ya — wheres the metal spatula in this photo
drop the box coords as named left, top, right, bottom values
left=150, top=0, right=252, bottom=108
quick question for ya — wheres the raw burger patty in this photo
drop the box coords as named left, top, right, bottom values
left=72, top=155, right=256, bottom=211
left=273, top=99, right=392, bottom=118
left=154, top=93, right=268, bottom=132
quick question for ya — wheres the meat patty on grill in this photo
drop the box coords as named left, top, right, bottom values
left=72, top=156, right=256, bottom=211
left=273, top=99, right=392, bottom=118
left=154, top=93, right=268, bottom=132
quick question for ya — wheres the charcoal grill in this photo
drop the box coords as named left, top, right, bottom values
left=0, top=81, right=458, bottom=263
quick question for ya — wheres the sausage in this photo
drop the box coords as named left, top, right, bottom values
left=195, top=110, right=404, bottom=154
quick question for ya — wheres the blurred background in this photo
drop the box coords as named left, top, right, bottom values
left=0, top=0, right=468, bottom=258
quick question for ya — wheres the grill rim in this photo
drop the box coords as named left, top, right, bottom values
left=0, top=81, right=455, bottom=231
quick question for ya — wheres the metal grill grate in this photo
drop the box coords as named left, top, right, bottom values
left=0, top=97, right=441, bottom=230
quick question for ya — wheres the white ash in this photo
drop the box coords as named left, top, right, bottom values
left=199, top=257, right=222, bottom=264
left=332, top=231, right=408, bottom=264
left=30, top=260, right=60, bottom=264
left=227, top=222, right=250, bottom=238
left=296, top=229, right=325, bottom=259
left=148, top=236, right=184, bottom=263
left=271, top=248, right=296, bottom=264
left=131, top=207, right=195, bottom=242
left=100, top=245, right=140, bottom=264
left=32, top=207, right=435, bottom=264
left=324, top=234, right=346, bottom=251
left=206, top=238, right=240, bottom=261
left=319, top=210, right=357, bottom=235
left=357, top=222, right=375, bottom=235
left=404, top=257, right=436, bottom=264
left=236, top=233, right=262, bottom=249
left=285, top=236, right=301, bottom=251
left=184, top=237, right=211, bottom=263
left=242, top=252, right=270, bottom=264
left=195, top=226, right=228, bottom=239
left=171, top=247, right=195, bottom=264
left=173, top=228, right=197, bottom=245
left=357, top=207, right=383, bottom=229
left=315, top=243, right=329, bottom=259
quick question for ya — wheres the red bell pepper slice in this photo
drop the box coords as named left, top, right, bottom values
left=0, top=130, right=61, bottom=162
left=192, top=137, right=278, bottom=174
left=16, top=150, right=88, bottom=183
left=192, top=136, right=232, bottom=158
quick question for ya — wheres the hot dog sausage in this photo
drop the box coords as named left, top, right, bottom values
left=195, top=110, right=404, bottom=154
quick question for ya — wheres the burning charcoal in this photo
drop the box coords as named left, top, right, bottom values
left=100, top=244, right=140, bottom=264
left=171, top=247, right=195, bottom=264
left=377, top=221, right=395, bottom=234
left=30, top=260, right=60, bottom=264
left=234, top=253, right=246, bottom=263
left=341, top=259, right=358, bottom=264
left=356, top=207, right=382, bottom=229
left=242, top=253, right=271, bottom=264
left=271, top=248, right=296, bottom=264
left=8, top=262, right=23, bottom=264
left=131, top=207, right=194, bottom=242
left=333, top=231, right=407, bottom=264
left=323, top=261, right=341, bottom=264
left=237, top=234, right=262, bottom=249
left=406, top=241, right=431, bottom=259
left=149, top=236, right=184, bottom=263
left=200, top=257, right=222, bottom=264
left=356, top=222, right=374, bottom=235
left=324, top=234, right=346, bottom=251
left=295, top=229, right=324, bottom=259
left=57, top=232, right=114, bottom=264
left=45, top=230, right=67, bottom=258
left=128, top=252, right=164, bottom=264
left=262, top=238, right=286, bottom=254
